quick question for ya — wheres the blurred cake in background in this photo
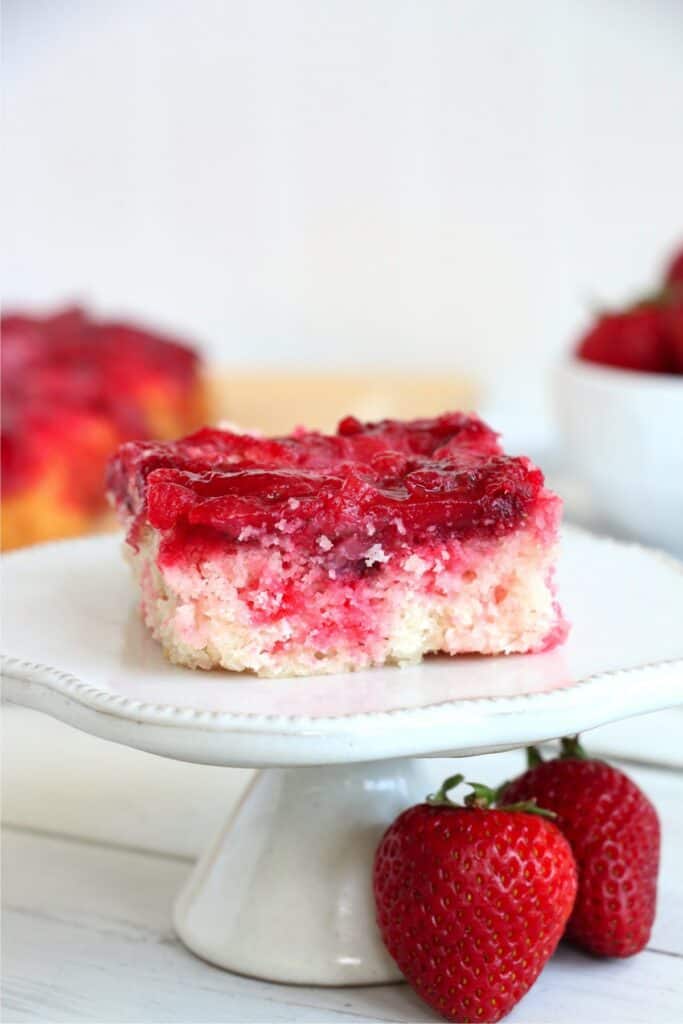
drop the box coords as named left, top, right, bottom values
left=1, top=306, right=205, bottom=550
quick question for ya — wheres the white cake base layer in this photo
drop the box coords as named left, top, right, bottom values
left=129, top=525, right=564, bottom=678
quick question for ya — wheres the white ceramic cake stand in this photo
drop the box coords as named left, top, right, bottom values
left=3, top=528, right=683, bottom=986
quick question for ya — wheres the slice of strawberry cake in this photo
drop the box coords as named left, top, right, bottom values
left=107, top=413, right=567, bottom=677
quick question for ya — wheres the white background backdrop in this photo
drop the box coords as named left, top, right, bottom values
left=4, top=0, right=683, bottom=428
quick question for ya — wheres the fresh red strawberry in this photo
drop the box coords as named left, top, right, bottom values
left=662, top=298, right=683, bottom=372
left=373, top=775, right=577, bottom=1023
left=664, top=246, right=683, bottom=292
left=661, top=246, right=683, bottom=370
left=501, top=737, right=660, bottom=958
left=576, top=306, right=672, bottom=373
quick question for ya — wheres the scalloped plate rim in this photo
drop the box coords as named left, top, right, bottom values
left=2, top=651, right=682, bottom=731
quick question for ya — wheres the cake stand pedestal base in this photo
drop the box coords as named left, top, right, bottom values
left=174, top=758, right=434, bottom=985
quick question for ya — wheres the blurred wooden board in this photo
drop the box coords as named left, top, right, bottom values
left=207, top=371, right=477, bottom=434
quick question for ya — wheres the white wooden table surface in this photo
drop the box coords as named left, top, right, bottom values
left=2, top=702, right=682, bottom=1024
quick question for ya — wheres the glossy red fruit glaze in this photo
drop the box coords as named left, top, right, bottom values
left=501, top=759, right=660, bottom=957
left=108, top=414, right=554, bottom=561
left=576, top=307, right=675, bottom=374
left=1, top=307, right=200, bottom=495
left=373, top=804, right=577, bottom=1023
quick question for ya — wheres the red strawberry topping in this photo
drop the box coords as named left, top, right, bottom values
left=107, top=414, right=556, bottom=563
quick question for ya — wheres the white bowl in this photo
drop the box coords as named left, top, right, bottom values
left=556, top=357, right=683, bottom=555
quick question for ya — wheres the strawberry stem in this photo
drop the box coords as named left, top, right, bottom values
left=427, top=773, right=465, bottom=806
left=630, top=285, right=678, bottom=309
left=560, top=735, right=588, bottom=760
left=498, top=798, right=557, bottom=820
left=526, top=746, right=543, bottom=768
left=464, top=782, right=499, bottom=809
left=427, top=775, right=557, bottom=819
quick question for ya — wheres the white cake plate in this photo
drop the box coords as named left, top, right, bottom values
left=3, top=528, right=683, bottom=986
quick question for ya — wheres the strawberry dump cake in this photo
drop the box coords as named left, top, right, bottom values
left=108, top=413, right=567, bottom=678
left=1, top=307, right=204, bottom=550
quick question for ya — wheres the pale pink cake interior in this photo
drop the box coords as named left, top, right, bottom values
left=108, top=414, right=567, bottom=677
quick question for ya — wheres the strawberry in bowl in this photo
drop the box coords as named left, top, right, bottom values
left=557, top=245, right=683, bottom=554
